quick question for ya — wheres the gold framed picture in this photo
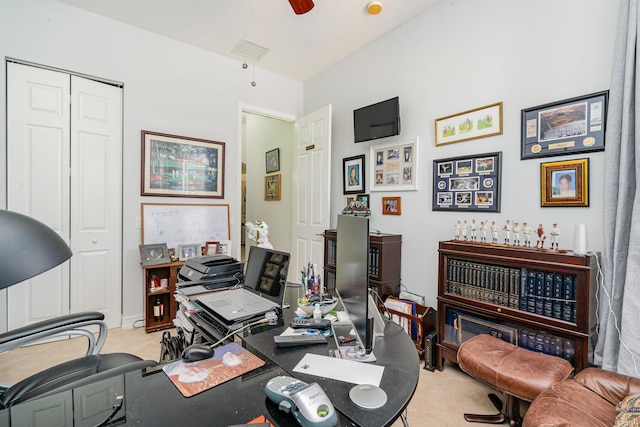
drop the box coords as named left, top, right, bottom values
left=264, top=174, right=281, bottom=201
left=540, top=158, right=589, bottom=207
left=435, top=102, right=503, bottom=146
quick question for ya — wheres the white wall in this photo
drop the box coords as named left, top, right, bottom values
left=244, top=114, right=294, bottom=254
left=0, top=0, right=303, bottom=328
left=304, top=0, right=619, bottom=307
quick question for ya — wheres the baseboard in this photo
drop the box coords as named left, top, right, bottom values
left=121, top=314, right=144, bottom=329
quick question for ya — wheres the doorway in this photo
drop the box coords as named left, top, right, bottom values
left=241, top=111, right=295, bottom=264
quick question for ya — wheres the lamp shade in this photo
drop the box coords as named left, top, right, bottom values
left=0, top=210, right=72, bottom=290
left=289, top=0, right=314, bottom=15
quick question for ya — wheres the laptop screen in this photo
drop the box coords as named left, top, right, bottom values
left=244, top=246, right=290, bottom=304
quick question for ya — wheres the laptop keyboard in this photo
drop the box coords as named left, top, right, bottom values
left=224, top=288, right=271, bottom=307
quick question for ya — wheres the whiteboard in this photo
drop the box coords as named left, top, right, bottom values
left=141, top=203, right=230, bottom=250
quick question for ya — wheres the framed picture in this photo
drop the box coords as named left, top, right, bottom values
left=540, top=158, right=589, bottom=207
left=382, top=197, right=402, bottom=215
left=435, top=102, right=503, bottom=146
left=521, top=91, right=608, bottom=160
left=343, top=155, right=366, bottom=194
left=177, top=243, right=202, bottom=261
left=265, top=148, right=280, bottom=173
left=138, top=243, right=170, bottom=267
left=217, top=240, right=232, bottom=256
left=356, top=194, right=370, bottom=208
left=264, top=174, right=281, bottom=201
left=370, top=138, right=419, bottom=192
left=204, top=241, right=219, bottom=255
left=141, top=130, right=225, bottom=198
left=344, top=194, right=357, bottom=207
left=433, top=152, right=502, bottom=212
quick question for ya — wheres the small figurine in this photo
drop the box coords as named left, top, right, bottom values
left=454, top=220, right=462, bottom=240
left=550, top=223, right=560, bottom=250
left=536, top=224, right=547, bottom=249
left=503, top=220, right=512, bottom=245
left=462, top=220, right=469, bottom=241
left=512, top=222, right=521, bottom=246
left=470, top=219, right=478, bottom=241
left=490, top=221, right=500, bottom=244
left=522, top=222, right=533, bottom=247
left=479, top=220, right=488, bottom=243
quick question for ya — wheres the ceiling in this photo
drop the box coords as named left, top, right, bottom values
left=56, top=0, right=440, bottom=81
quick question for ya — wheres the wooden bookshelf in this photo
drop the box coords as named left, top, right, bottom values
left=436, top=241, right=597, bottom=372
left=142, top=261, right=184, bottom=332
left=322, top=230, right=402, bottom=300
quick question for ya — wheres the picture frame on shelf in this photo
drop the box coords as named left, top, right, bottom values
left=217, top=240, right=232, bottom=256
left=432, top=152, right=502, bottom=212
left=177, top=243, right=202, bottom=261
left=356, top=194, right=370, bottom=208
left=344, top=194, right=357, bottom=207
left=265, top=148, right=280, bottom=173
left=521, top=91, right=608, bottom=160
left=540, top=158, right=589, bottom=207
left=382, top=197, right=402, bottom=215
left=204, top=241, right=219, bottom=255
left=141, top=130, right=225, bottom=198
left=435, top=102, right=503, bottom=146
left=138, top=243, right=170, bottom=267
left=343, top=155, right=366, bottom=194
left=264, top=174, right=281, bottom=201
left=370, top=138, right=419, bottom=192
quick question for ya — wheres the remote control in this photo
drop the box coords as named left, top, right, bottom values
left=265, top=375, right=338, bottom=427
left=290, top=318, right=331, bottom=330
left=274, top=334, right=327, bottom=347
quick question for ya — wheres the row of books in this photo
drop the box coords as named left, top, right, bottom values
left=519, top=328, right=575, bottom=364
left=384, top=297, right=419, bottom=340
left=443, top=309, right=575, bottom=364
left=325, top=239, right=381, bottom=277
left=445, top=259, right=577, bottom=323
left=520, top=269, right=576, bottom=323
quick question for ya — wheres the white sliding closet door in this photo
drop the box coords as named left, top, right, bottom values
left=7, top=62, right=123, bottom=330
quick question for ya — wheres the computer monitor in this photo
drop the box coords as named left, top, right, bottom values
left=336, top=215, right=373, bottom=353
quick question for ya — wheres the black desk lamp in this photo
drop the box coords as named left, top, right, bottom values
left=0, top=209, right=72, bottom=290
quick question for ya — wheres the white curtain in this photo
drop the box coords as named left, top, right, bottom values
left=594, top=0, right=640, bottom=376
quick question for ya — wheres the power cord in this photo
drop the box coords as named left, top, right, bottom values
left=592, top=251, right=640, bottom=376
left=207, top=317, right=270, bottom=349
left=93, top=395, right=123, bottom=427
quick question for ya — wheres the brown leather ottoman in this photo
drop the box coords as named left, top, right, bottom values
left=458, top=334, right=574, bottom=427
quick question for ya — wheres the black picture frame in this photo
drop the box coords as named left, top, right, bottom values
left=356, top=194, right=370, bottom=208
left=432, top=152, right=502, bottom=212
left=343, top=155, right=366, bottom=195
left=521, top=91, right=608, bottom=160
left=265, top=148, right=280, bottom=173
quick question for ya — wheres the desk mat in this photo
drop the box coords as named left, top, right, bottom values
left=163, top=342, right=265, bottom=397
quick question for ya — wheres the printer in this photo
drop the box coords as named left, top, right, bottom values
left=178, top=255, right=244, bottom=291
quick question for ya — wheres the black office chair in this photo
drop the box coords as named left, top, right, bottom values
left=0, top=210, right=156, bottom=409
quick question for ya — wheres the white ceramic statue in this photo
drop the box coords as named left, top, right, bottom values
left=245, top=220, right=274, bottom=249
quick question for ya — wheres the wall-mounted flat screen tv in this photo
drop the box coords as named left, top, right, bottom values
left=353, top=97, right=400, bottom=143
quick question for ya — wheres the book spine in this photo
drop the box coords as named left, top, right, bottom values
left=510, top=268, right=520, bottom=309
left=519, top=268, right=528, bottom=311
left=535, top=271, right=544, bottom=315
left=527, top=271, right=536, bottom=314
left=519, top=328, right=530, bottom=350
left=562, top=275, right=574, bottom=322
left=534, top=331, right=545, bottom=353
left=563, top=338, right=575, bottom=363
left=543, top=272, right=553, bottom=318
left=550, top=335, right=564, bottom=358
left=553, top=273, right=563, bottom=320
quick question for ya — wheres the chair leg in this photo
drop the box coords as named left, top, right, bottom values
left=463, top=392, right=521, bottom=427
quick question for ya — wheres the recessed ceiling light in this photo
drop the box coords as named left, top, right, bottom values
left=367, top=2, right=382, bottom=15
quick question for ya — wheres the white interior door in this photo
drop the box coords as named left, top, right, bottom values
left=6, top=63, right=123, bottom=330
left=7, top=63, right=71, bottom=329
left=291, top=105, right=332, bottom=281
left=70, top=76, right=122, bottom=328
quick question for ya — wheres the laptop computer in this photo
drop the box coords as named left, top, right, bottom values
left=195, top=246, right=290, bottom=322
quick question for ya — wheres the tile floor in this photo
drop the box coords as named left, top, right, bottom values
left=0, top=327, right=503, bottom=426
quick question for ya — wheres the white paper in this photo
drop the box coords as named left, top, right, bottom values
left=293, top=353, right=384, bottom=387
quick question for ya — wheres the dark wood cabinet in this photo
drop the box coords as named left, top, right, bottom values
left=142, top=261, right=184, bottom=332
left=436, top=241, right=597, bottom=372
left=322, top=230, right=402, bottom=300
